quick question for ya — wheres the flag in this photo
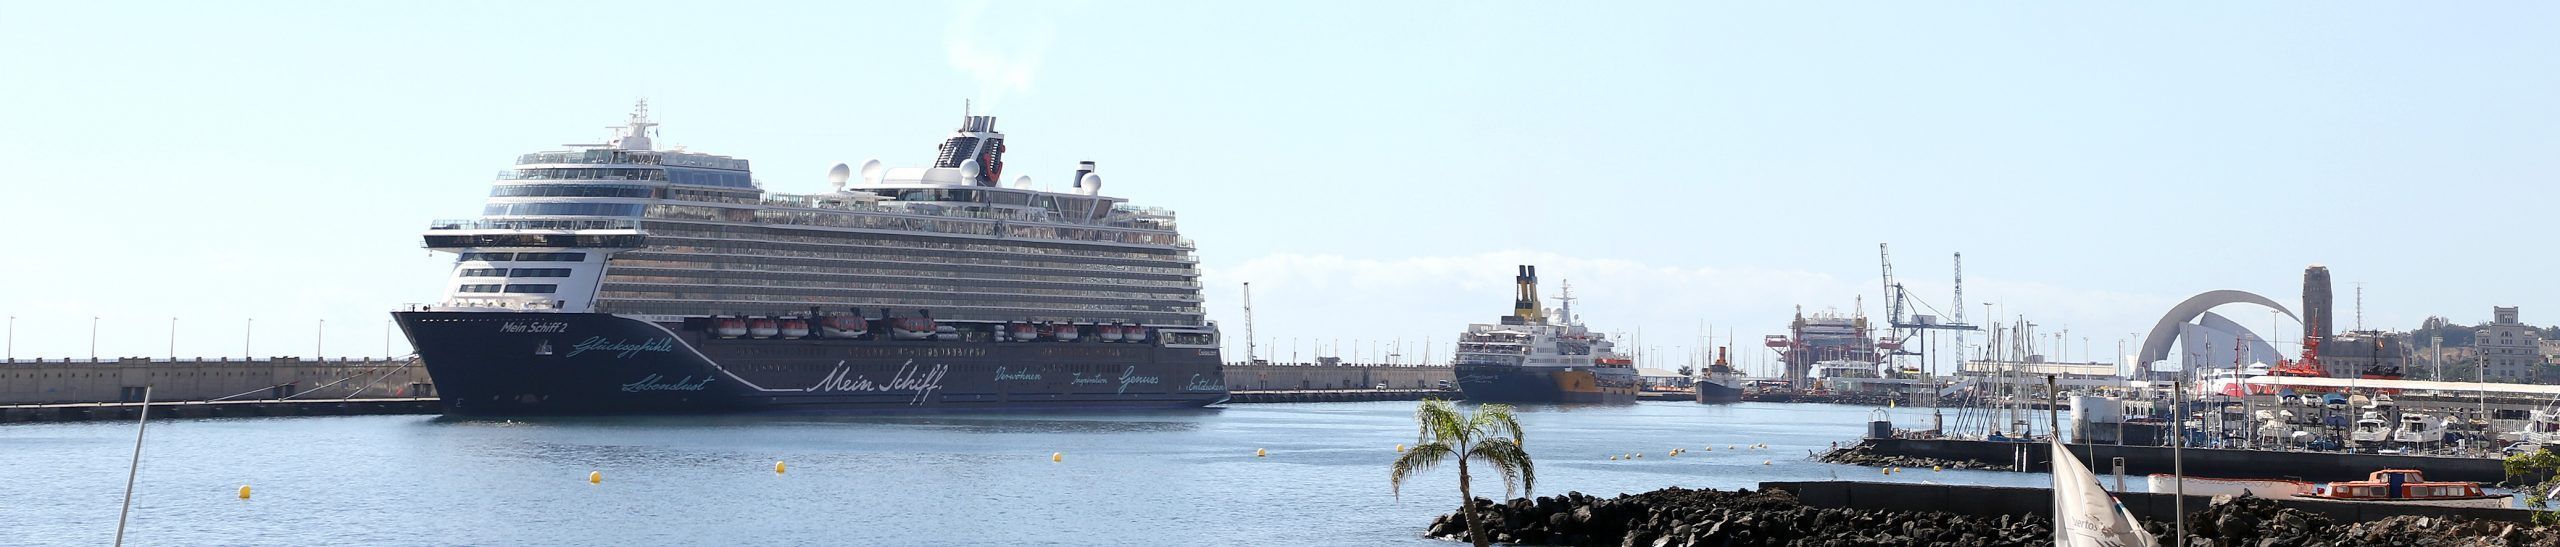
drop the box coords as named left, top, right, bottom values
left=2051, top=438, right=2158, bottom=547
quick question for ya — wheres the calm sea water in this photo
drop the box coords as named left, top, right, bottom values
left=0, top=402, right=2053, bottom=546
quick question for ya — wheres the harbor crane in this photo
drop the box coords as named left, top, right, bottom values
left=1879, top=244, right=1979, bottom=376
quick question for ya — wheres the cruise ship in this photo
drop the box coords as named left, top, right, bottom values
left=393, top=103, right=1227, bottom=414
left=1450, top=266, right=1638, bottom=404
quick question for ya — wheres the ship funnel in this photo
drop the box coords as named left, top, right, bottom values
left=1074, top=161, right=1097, bottom=188
left=1512, top=265, right=1546, bottom=324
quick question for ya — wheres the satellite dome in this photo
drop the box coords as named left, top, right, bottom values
left=1079, top=173, right=1103, bottom=195
left=827, top=163, right=852, bottom=189
left=1012, top=176, right=1033, bottom=189
left=958, top=159, right=981, bottom=181
left=858, top=159, right=885, bottom=185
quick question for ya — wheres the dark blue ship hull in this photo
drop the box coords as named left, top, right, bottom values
left=1695, top=379, right=1743, bottom=404
left=1452, top=363, right=1637, bottom=404
left=394, top=311, right=1229, bottom=415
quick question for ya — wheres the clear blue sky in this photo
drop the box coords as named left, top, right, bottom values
left=5, top=2, right=2556, bottom=370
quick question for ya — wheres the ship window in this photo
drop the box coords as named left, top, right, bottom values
left=516, top=252, right=588, bottom=262
left=509, top=268, right=573, bottom=278
left=503, top=284, right=559, bottom=294
left=459, top=268, right=508, bottom=277
left=457, top=284, right=504, bottom=293
left=459, top=252, right=516, bottom=262
left=490, top=184, right=654, bottom=198
left=483, top=202, right=646, bottom=217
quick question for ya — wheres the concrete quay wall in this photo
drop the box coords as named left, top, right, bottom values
left=0, top=357, right=433, bottom=405
left=1859, top=437, right=2526, bottom=484
left=1764, top=480, right=2538, bottom=526
left=1221, top=363, right=1453, bottom=391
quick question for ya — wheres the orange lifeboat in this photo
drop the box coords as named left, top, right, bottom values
left=1098, top=323, right=1126, bottom=342
left=778, top=317, right=810, bottom=339
left=714, top=317, right=747, bottom=339
left=2294, top=469, right=2506, bottom=508
left=747, top=317, right=780, bottom=339
left=820, top=314, right=868, bottom=339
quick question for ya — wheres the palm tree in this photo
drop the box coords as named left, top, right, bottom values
left=1390, top=399, right=1534, bottom=547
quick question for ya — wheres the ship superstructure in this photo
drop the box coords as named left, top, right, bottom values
left=1765, top=307, right=1879, bottom=386
left=1450, top=266, right=1638, bottom=404
left=395, top=103, right=1226, bottom=414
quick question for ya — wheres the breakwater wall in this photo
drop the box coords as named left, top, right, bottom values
left=0, top=357, right=432, bottom=405
left=1220, top=363, right=1452, bottom=391
left=1, top=397, right=440, bottom=423
left=1225, top=389, right=1451, bottom=403
left=1853, top=437, right=2530, bottom=483
left=1764, top=480, right=2539, bottom=526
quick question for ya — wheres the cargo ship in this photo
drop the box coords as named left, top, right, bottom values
left=393, top=102, right=1226, bottom=414
left=1451, top=266, right=1638, bottom=404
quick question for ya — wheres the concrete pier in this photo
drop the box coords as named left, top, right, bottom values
left=1225, top=389, right=1454, bottom=403
left=1764, top=480, right=2540, bottom=526
left=1849, top=437, right=2536, bottom=484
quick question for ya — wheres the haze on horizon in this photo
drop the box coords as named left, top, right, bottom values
left=3, top=2, right=2555, bottom=369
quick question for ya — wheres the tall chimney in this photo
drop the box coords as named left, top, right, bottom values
left=1073, top=161, right=1097, bottom=188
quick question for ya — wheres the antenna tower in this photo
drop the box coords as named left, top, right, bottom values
left=1241, top=282, right=1257, bottom=362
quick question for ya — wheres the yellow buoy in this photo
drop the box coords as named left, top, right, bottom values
left=1396, top=444, right=1405, bottom=453
left=237, top=485, right=252, bottom=499
left=588, top=471, right=602, bottom=484
left=1051, top=452, right=1063, bottom=462
left=775, top=461, right=787, bottom=474
left=1256, top=448, right=1267, bottom=457
left=1609, top=455, right=1618, bottom=461
left=1932, top=466, right=1943, bottom=472
left=1762, top=460, right=1772, bottom=465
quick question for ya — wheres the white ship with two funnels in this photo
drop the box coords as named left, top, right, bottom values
left=394, top=103, right=1226, bottom=414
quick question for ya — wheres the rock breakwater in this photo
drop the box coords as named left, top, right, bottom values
left=1422, top=487, right=2559, bottom=546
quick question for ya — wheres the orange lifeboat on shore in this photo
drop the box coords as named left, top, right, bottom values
left=2295, top=469, right=2507, bottom=508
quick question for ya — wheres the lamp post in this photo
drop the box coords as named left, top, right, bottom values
left=168, top=317, right=177, bottom=361
left=90, top=316, right=100, bottom=361
left=244, top=318, right=253, bottom=360
left=315, top=319, right=325, bottom=359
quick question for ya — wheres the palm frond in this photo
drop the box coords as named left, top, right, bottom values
left=1415, top=399, right=1468, bottom=444
left=1389, top=441, right=1456, bottom=498
left=1473, top=403, right=1525, bottom=446
left=1468, top=437, right=1536, bottom=498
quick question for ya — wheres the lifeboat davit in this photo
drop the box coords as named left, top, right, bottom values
left=1098, top=323, right=1126, bottom=342
left=714, top=317, right=748, bottom=339
left=820, top=315, right=869, bottom=339
left=778, top=317, right=810, bottom=339
left=748, top=317, right=780, bottom=339
left=1053, top=323, right=1082, bottom=342
left=1008, top=322, right=1038, bottom=342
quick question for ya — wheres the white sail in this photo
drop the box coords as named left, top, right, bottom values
left=2050, top=438, right=2157, bottom=547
